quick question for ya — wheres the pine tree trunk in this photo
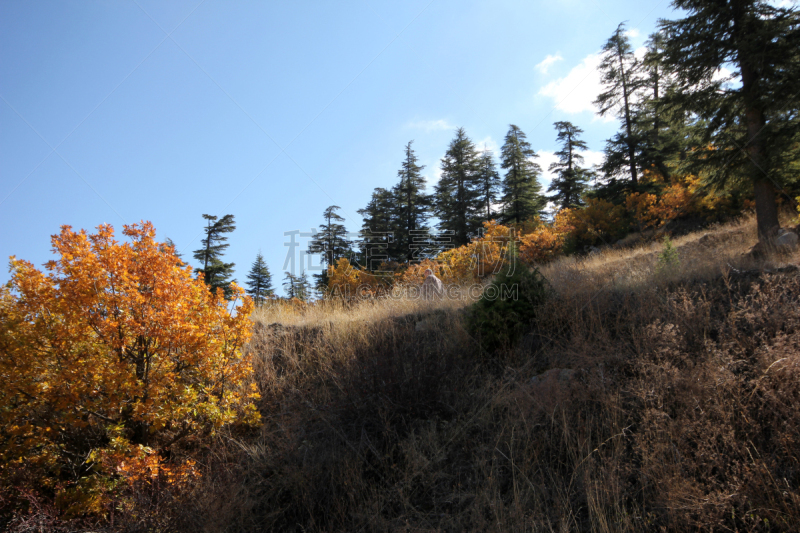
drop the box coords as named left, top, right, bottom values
left=618, top=45, right=638, bottom=187
left=407, top=173, right=413, bottom=262
left=748, top=107, right=780, bottom=241
left=514, top=161, right=520, bottom=224
left=743, top=75, right=779, bottom=241
left=736, top=5, right=780, bottom=243
left=203, top=221, right=212, bottom=284
left=652, top=71, right=660, bottom=145
left=567, top=136, right=573, bottom=207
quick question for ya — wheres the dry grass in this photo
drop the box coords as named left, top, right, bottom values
left=541, top=215, right=767, bottom=296
left=252, top=285, right=477, bottom=329
left=11, top=215, right=800, bottom=532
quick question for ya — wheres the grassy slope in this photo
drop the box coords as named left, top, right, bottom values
left=175, top=216, right=800, bottom=532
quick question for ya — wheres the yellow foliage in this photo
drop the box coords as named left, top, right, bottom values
left=327, top=257, right=388, bottom=300
left=435, top=220, right=514, bottom=284
left=639, top=167, right=667, bottom=184
left=795, top=196, right=800, bottom=224
left=625, top=192, right=659, bottom=231
left=624, top=177, right=738, bottom=228
left=553, top=209, right=576, bottom=235
left=388, top=221, right=516, bottom=287
left=655, top=183, right=693, bottom=222
left=519, top=226, right=564, bottom=265
left=436, top=244, right=480, bottom=284
left=0, top=222, right=259, bottom=515
left=397, top=258, right=443, bottom=286
left=561, top=199, right=625, bottom=245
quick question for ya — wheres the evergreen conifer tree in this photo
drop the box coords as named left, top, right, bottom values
left=659, top=0, right=800, bottom=241
left=595, top=23, right=644, bottom=187
left=297, top=271, right=311, bottom=301
left=358, top=187, right=397, bottom=268
left=245, top=251, right=273, bottom=307
left=637, top=30, right=670, bottom=179
left=499, top=125, right=545, bottom=224
left=392, top=141, right=431, bottom=261
left=434, top=128, right=483, bottom=246
left=308, top=206, right=351, bottom=291
left=628, top=30, right=695, bottom=183
left=477, top=146, right=501, bottom=221
left=548, top=121, right=593, bottom=210
left=193, top=214, right=236, bottom=299
left=283, top=272, right=311, bottom=301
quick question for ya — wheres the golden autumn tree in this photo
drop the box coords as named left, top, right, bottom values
left=434, top=220, right=514, bottom=285
left=625, top=192, right=660, bottom=232
left=0, top=222, right=258, bottom=514
left=327, top=257, right=389, bottom=301
left=519, top=227, right=564, bottom=265
left=518, top=210, right=574, bottom=266
left=561, top=198, right=626, bottom=245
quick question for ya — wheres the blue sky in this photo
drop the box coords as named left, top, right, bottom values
left=1, top=0, right=678, bottom=295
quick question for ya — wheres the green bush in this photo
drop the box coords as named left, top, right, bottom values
left=657, top=235, right=680, bottom=273
left=466, top=256, right=550, bottom=352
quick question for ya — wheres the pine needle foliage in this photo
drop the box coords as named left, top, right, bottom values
left=393, top=141, right=432, bottom=261
left=595, top=23, right=643, bottom=187
left=548, top=121, right=593, bottom=209
left=193, top=214, right=237, bottom=299
left=434, top=128, right=484, bottom=246
left=245, top=251, right=274, bottom=307
left=466, top=244, right=550, bottom=352
left=499, top=125, right=545, bottom=224
left=659, top=0, right=800, bottom=240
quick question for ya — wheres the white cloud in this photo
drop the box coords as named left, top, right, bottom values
left=624, top=28, right=640, bottom=40
left=538, top=52, right=614, bottom=121
left=536, top=151, right=559, bottom=190
left=581, top=149, right=605, bottom=170
left=407, top=119, right=454, bottom=132
left=538, top=46, right=659, bottom=121
left=425, top=165, right=444, bottom=188
left=474, top=136, right=500, bottom=155
left=537, top=149, right=605, bottom=191
left=535, top=53, right=563, bottom=74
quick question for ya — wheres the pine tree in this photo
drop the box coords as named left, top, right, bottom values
left=659, top=0, right=800, bottom=241
left=499, top=124, right=545, bottom=224
left=477, top=146, right=501, bottom=221
left=434, top=128, right=483, bottom=246
left=358, top=187, right=397, bottom=268
left=637, top=30, right=668, bottom=179
left=595, top=23, right=644, bottom=187
left=283, top=272, right=310, bottom=301
left=297, top=271, right=311, bottom=301
left=193, top=214, right=236, bottom=299
left=635, top=30, right=691, bottom=181
left=308, top=206, right=351, bottom=291
left=245, top=251, right=273, bottom=307
left=392, top=141, right=432, bottom=261
left=548, top=121, right=593, bottom=210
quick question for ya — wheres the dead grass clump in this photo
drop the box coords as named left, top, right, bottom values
left=627, top=275, right=800, bottom=531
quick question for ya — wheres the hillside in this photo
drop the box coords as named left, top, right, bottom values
left=95, top=215, right=797, bottom=533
